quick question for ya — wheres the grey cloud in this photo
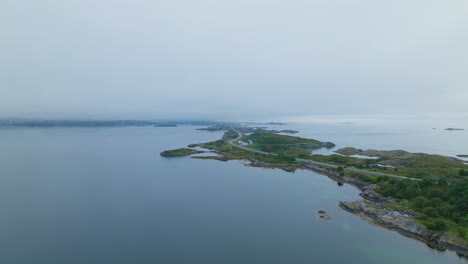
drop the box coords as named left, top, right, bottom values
left=1, top=0, right=467, bottom=120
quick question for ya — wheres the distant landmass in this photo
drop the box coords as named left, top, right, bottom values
left=197, top=125, right=298, bottom=134
left=154, top=123, right=178, bottom=127
left=244, top=122, right=287, bottom=125
left=445, top=128, right=464, bottom=131
left=0, top=119, right=218, bottom=128
left=0, top=119, right=289, bottom=128
left=338, top=122, right=355, bottom=125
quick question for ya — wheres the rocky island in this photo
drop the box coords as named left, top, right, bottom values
left=162, top=128, right=468, bottom=257
left=317, top=210, right=332, bottom=220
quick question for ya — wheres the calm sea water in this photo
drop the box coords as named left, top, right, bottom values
left=0, top=123, right=466, bottom=264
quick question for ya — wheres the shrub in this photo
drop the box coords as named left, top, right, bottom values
left=376, top=176, right=389, bottom=183
left=449, top=179, right=468, bottom=214
left=422, top=207, right=439, bottom=218
left=427, top=188, right=446, bottom=199
left=396, top=180, right=421, bottom=199
left=430, top=220, right=447, bottom=231
left=437, top=178, right=448, bottom=186
left=421, top=177, right=436, bottom=186
left=415, top=213, right=428, bottom=220
left=457, top=227, right=466, bottom=238
left=435, top=220, right=447, bottom=230
left=429, top=197, right=443, bottom=207
left=412, top=196, right=427, bottom=209
left=437, top=203, right=453, bottom=217
left=451, top=213, right=462, bottom=223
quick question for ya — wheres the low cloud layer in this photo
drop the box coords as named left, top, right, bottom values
left=1, top=0, right=467, bottom=120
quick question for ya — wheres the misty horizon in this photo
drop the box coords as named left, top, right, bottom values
left=2, top=0, right=468, bottom=119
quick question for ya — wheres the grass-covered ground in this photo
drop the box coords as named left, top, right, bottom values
left=307, top=152, right=468, bottom=179
left=200, top=138, right=300, bottom=165
left=243, top=133, right=321, bottom=149
left=242, top=133, right=328, bottom=157
left=160, top=148, right=195, bottom=157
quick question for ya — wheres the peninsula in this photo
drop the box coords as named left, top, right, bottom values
left=162, top=127, right=468, bottom=256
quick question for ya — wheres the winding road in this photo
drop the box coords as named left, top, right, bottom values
left=228, top=128, right=420, bottom=181
left=228, top=129, right=272, bottom=155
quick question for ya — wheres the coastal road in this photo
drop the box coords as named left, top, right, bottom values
left=228, top=128, right=420, bottom=181
left=228, top=128, right=273, bottom=155
left=296, top=158, right=420, bottom=180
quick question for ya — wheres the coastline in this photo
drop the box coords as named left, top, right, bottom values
left=192, top=152, right=468, bottom=257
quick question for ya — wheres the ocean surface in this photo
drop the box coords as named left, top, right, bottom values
left=0, top=122, right=467, bottom=264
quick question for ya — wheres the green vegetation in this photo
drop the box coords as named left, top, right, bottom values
left=308, top=154, right=353, bottom=164
left=226, top=133, right=239, bottom=140
left=187, top=133, right=327, bottom=165
left=460, top=169, right=468, bottom=176
left=243, top=133, right=323, bottom=155
left=342, top=171, right=381, bottom=183
left=307, top=152, right=468, bottom=180
left=160, top=148, right=195, bottom=157
left=197, top=137, right=300, bottom=165
left=244, top=133, right=321, bottom=147
left=200, top=139, right=226, bottom=149
left=377, top=178, right=468, bottom=238
left=379, top=179, right=422, bottom=199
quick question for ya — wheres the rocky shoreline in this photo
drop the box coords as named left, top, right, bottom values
left=339, top=200, right=468, bottom=256
left=192, top=152, right=468, bottom=257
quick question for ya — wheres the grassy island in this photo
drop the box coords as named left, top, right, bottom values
left=160, top=148, right=198, bottom=157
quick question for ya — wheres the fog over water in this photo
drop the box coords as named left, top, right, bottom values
left=1, top=0, right=468, bottom=120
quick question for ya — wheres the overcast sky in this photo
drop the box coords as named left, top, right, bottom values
left=1, top=0, right=467, bottom=120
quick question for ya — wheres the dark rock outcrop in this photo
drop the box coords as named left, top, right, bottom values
left=317, top=210, right=332, bottom=220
